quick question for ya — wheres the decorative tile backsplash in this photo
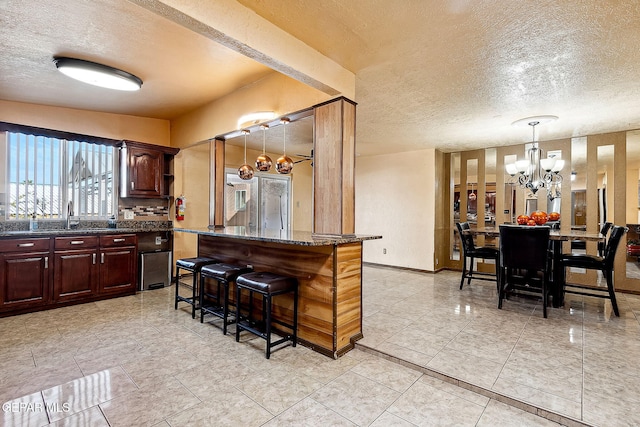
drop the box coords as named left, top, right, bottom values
left=127, top=205, right=169, bottom=216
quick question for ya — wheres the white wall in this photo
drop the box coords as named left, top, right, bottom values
left=356, top=149, right=436, bottom=271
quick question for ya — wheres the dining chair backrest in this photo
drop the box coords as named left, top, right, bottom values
left=600, top=221, right=613, bottom=237
left=499, top=225, right=550, bottom=272
left=602, top=225, right=627, bottom=268
left=456, top=222, right=476, bottom=253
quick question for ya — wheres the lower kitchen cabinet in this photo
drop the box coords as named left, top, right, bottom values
left=0, top=238, right=51, bottom=311
left=0, top=233, right=138, bottom=316
left=99, top=234, right=137, bottom=294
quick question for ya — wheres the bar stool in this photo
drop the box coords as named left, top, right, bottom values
left=199, top=263, right=253, bottom=334
left=235, top=272, right=298, bottom=359
left=174, top=257, right=218, bottom=319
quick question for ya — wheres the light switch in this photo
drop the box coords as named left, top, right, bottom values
left=124, top=210, right=134, bottom=220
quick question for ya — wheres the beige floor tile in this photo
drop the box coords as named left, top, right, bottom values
left=47, top=405, right=109, bottom=427
left=310, top=371, right=400, bottom=426
left=165, top=391, right=273, bottom=427
left=349, top=356, right=422, bottom=393
left=42, top=367, right=138, bottom=422
left=426, top=348, right=503, bottom=389
left=99, top=377, right=200, bottom=427
left=262, top=398, right=355, bottom=427
left=369, top=411, right=417, bottom=426
left=237, top=366, right=324, bottom=415
left=476, top=399, right=562, bottom=426
left=387, top=377, right=485, bottom=426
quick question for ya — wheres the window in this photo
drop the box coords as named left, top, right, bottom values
left=4, top=131, right=117, bottom=220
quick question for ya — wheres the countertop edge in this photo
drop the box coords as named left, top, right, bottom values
left=0, top=228, right=172, bottom=238
left=175, top=228, right=382, bottom=246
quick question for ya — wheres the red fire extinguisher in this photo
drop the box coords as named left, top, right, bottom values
left=176, top=196, right=185, bottom=221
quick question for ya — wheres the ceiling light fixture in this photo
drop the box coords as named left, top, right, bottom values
left=276, top=118, right=293, bottom=174
left=238, top=129, right=255, bottom=180
left=255, top=124, right=273, bottom=172
left=53, top=57, right=142, bottom=91
left=505, top=116, right=563, bottom=200
left=237, top=111, right=276, bottom=129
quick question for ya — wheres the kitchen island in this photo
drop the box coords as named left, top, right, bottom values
left=176, top=226, right=381, bottom=358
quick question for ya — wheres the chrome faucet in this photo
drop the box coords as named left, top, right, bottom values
left=66, top=201, right=74, bottom=229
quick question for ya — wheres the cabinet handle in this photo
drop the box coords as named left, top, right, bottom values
left=101, top=253, right=105, bottom=264
left=131, top=181, right=135, bottom=190
left=17, top=243, right=35, bottom=247
left=92, top=254, right=96, bottom=264
left=113, top=238, right=126, bottom=243
left=44, top=256, right=48, bottom=269
left=70, top=240, right=84, bottom=245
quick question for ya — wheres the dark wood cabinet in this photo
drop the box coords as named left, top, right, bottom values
left=1, top=233, right=139, bottom=316
left=53, top=236, right=100, bottom=302
left=98, top=234, right=137, bottom=294
left=0, top=238, right=51, bottom=311
left=120, top=141, right=179, bottom=199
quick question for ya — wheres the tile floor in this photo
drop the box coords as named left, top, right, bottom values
left=0, top=265, right=636, bottom=426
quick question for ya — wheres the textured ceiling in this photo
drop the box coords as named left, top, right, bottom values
left=0, top=0, right=273, bottom=120
left=2, top=0, right=640, bottom=157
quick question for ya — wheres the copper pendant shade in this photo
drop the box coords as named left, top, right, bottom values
left=255, top=124, right=272, bottom=172
left=238, top=129, right=254, bottom=180
left=276, top=118, right=293, bottom=174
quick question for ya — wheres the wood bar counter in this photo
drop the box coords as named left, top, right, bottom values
left=176, top=227, right=381, bottom=358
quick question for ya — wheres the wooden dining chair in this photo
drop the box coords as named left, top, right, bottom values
left=455, top=222, right=500, bottom=291
left=498, top=225, right=551, bottom=318
left=559, top=225, right=627, bottom=316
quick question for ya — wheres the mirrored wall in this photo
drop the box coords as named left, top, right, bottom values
left=446, top=130, right=640, bottom=292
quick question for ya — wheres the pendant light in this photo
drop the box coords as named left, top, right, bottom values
left=238, top=129, right=254, bottom=180
left=276, top=118, right=294, bottom=174
left=255, top=124, right=273, bottom=172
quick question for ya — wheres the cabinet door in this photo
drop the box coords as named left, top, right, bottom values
left=0, top=252, right=50, bottom=310
left=53, top=250, right=98, bottom=302
left=99, top=247, right=136, bottom=294
left=128, top=147, right=163, bottom=197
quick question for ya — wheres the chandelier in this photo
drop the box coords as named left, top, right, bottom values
left=505, top=116, right=564, bottom=200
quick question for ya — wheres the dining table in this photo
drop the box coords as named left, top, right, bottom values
left=465, top=226, right=605, bottom=307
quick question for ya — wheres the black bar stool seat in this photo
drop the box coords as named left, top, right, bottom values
left=235, top=271, right=298, bottom=359
left=174, top=257, right=218, bottom=318
left=199, top=263, right=253, bottom=334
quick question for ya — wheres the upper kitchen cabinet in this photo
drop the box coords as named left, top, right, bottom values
left=120, top=141, right=179, bottom=198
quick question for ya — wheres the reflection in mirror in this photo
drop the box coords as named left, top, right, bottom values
left=467, top=159, right=478, bottom=226
left=571, top=137, right=587, bottom=230
left=627, top=131, right=640, bottom=279
left=223, top=116, right=313, bottom=231
left=452, top=153, right=461, bottom=261
left=504, top=154, right=518, bottom=223
left=485, top=148, right=496, bottom=227
left=597, top=145, right=614, bottom=227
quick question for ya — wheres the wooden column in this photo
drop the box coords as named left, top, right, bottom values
left=313, top=97, right=357, bottom=235
left=210, top=138, right=225, bottom=228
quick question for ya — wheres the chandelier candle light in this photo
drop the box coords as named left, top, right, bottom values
left=505, top=116, right=564, bottom=200
left=238, top=129, right=255, bottom=180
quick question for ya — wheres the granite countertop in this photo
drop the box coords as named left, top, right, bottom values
left=175, top=226, right=382, bottom=246
left=0, top=220, right=173, bottom=238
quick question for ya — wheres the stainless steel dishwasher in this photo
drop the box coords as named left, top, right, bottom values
left=138, top=231, right=172, bottom=291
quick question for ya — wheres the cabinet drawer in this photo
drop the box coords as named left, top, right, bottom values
left=0, top=238, right=50, bottom=253
left=54, top=236, right=98, bottom=250
left=100, top=234, right=137, bottom=248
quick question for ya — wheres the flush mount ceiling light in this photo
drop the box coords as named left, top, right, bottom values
left=237, top=111, right=276, bottom=129
left=53, top=57, right=142, bottom=91
left=505, top=116, right=564, bottom=200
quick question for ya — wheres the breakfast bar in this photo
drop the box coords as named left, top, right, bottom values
left=176, top=226, right=381, bottom=358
